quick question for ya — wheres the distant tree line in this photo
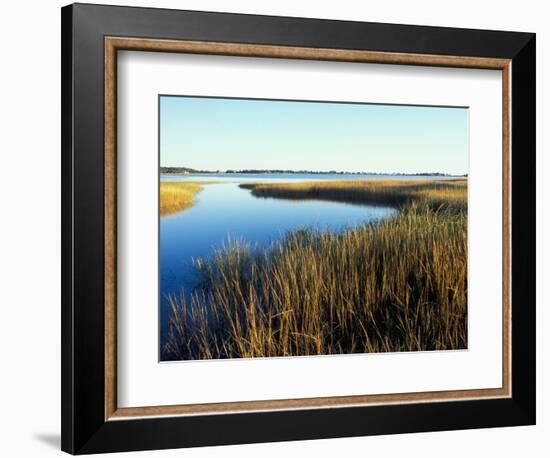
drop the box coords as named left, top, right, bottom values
left=160, top=167, right=219, bottom=174
left=160, top=166, right=466, bottom=177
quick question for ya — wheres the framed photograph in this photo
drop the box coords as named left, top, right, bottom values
left=61, top=3, right=536, bottom=454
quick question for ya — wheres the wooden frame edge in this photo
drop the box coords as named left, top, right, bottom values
left=502, top=61, right=513, bottom=401
left=104, top=36, right=512, bottom=421
left=105, top=38, right=117, bottom=420
left=106, top=36, right=511, bottom=69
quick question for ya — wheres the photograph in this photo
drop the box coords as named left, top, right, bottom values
left=159, top=95, right=469, bottom=361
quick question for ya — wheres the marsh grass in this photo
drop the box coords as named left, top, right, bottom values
left=240, top=179, right=467, bottom=212
left=163, top=179, right=467, bottom=360
left=160, top=182, right=217, bottom=216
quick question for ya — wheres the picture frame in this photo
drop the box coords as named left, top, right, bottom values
left=61, top=3, right=536, bottom=454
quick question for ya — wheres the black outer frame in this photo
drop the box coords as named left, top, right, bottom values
left=61, top=3, right=536, bottom=454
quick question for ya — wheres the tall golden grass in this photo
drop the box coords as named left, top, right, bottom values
left=160, top=182, right=207, bottom=216
left=240, top=179, right=467, bottom=212
left=163, top=179, right=467, bottom=360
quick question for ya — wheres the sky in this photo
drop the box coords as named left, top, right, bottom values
left=160, top=95, right=468, bottom=175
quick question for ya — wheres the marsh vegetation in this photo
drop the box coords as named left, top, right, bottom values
left=160, top=182, right=215, bottom=216
left=162, top=179, right=467, bottom=360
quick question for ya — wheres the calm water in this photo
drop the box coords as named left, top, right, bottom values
left=159, top=173, right=457, bottom=346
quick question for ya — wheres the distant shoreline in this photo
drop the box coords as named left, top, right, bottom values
left=160, top=166, right=467, bottom=177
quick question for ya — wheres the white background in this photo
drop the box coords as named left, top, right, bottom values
left=118, top=52, right=502, bottom=407
left=0, top=0, right=546, bottom=457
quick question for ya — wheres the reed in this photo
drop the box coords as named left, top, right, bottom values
left=240, top=179, right=467, bottom=212
left=163, top=179, right=467, bottom=360
left=160, top=182, right=211, bottom=216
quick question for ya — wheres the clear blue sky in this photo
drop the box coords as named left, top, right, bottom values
left=160, top=95, right=468, bottom=174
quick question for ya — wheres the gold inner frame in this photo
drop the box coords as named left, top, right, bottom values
left=104, top=37, right=512, bottom=421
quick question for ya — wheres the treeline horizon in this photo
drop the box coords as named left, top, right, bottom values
left=160, top=166, right=467, bottom=177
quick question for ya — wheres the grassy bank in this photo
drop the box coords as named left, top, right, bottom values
left=160, top=182, right=210, bottom=216
left=163, top=179, right=467, bottom=360
left=240, top=179, right=467, bottom=212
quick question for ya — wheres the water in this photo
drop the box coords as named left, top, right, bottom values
left=159, top=173, right=456, bottom=347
